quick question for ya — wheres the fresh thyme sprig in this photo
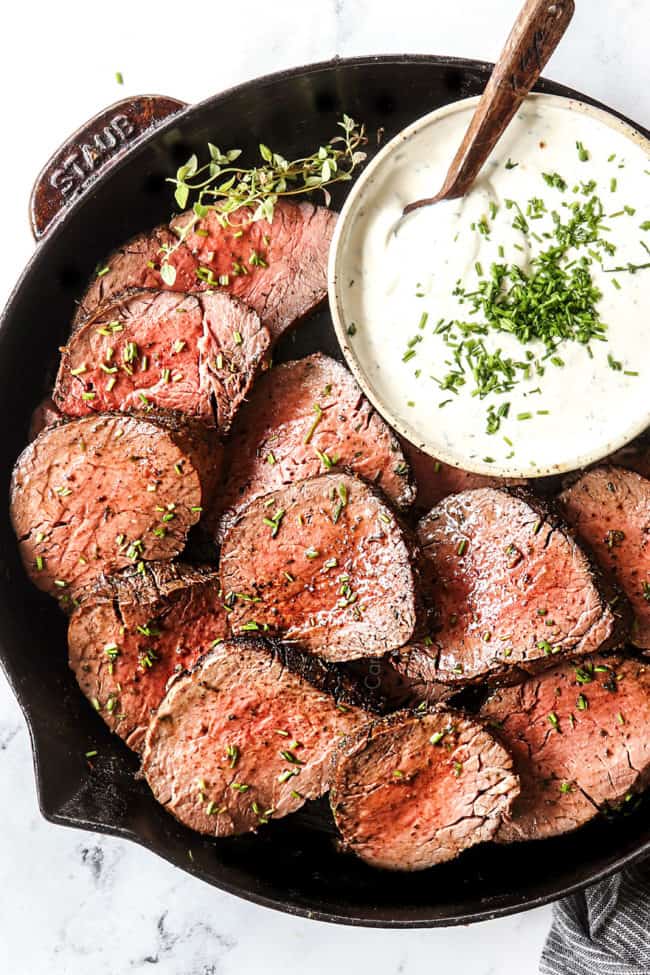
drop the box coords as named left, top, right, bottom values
left=160, top=116, right=366, bottom=284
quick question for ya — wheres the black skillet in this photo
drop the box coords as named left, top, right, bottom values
left=2, top=55, right=649, bottom=928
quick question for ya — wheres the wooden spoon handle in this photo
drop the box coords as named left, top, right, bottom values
left=404, top=0, right=574, bottom=214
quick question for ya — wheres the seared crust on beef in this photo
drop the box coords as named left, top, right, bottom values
left=74, top=201, right=336, bottom=341
left=481, top=655, right=650, bottom=842
left=559, top=466, right=650, bottom=650
left=141, top=637, right=371, bottom=836
left=73, top=227, right=175, bottom=327
left=394, top=487, right=627, bottom=689
left=385, top=657, right=458, bottom=707
left=56, top=290, right=270, bottom=431
left=68, top=562, right=227, bottom=752
left=10, top=413, right=220, bottom=597
left=329, top=707, right=519, bottom=871
left=220, top=472, right=421, bottom=662
left=215, top=354, right=414, bottom=537
left=344, top=657, right=454, bottom=711
left=29, top=396, right=62, bottom=441
left=604, top=441, right=650, bottom=481
left=151, top=411, right=222, bottom=507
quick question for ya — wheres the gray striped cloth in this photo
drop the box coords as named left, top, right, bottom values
left=540, top=863, right=650, bottom=974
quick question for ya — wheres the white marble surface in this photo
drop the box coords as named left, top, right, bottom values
left=0, top=1, right=647, bottom=971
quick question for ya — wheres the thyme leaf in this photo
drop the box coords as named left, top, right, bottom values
left=161, top=116, right=366, bottom=278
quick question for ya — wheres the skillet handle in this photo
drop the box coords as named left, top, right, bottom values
left=437, top=0, right=574, bottom=201
left=29, top=94, right=188, bottom=240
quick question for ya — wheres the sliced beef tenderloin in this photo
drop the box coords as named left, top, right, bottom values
left=74, top=201, right=336, bottom=341
left=10, top=413, right=219, bottom=599
left=385, top=657, right=458, bottom=708
left=220, top=472, right=421, bottom=662
left=344, top=657, right=453, bottom=711
left=605, top=439, right=650, bottom=480
left=161, top=412, right=222, bottom=504
left=398, top=438, right=526, bottom=511
left=395, top=487, right=627, bottom=690
left=481, top=655, right=650, bottom=842
left=215, top=354, right=413, bottom=537
left=141, top=637, right=372, bottom=837
left=73, top=226, right=175, bottom=326
left=55, top=290, right=269, bottom=431
left=166, top=202, right=336, bottom=340
left=329, top=707, right=519, bottom=871
left=559, top=466, right=650, bottom=650
left=69, top=562, right=227, bottom=752
left=29, top=396, right=62, bottom=441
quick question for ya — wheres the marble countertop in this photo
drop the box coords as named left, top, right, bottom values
left=0, top=1, right=647, bottom=971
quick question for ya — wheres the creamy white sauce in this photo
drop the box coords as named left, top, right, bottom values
left=334, top=96, right=650, bottom=476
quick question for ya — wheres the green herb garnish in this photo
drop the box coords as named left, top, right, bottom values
left=542, top=172, right=567, bottom=191
left=161, top=116, right=366, bottom=284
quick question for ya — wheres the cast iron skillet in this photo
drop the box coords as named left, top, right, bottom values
left=2, top=55, right=649, bottom=928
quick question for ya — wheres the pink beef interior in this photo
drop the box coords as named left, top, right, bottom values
left=481, top=655, right=650, bottom=842
left=559, top=466, right=650, bottom=650
left=220, top=473, right=419, bottom=662
left=142, top=639, right=369, bottom=836
left=75, top=201, right=336, bottom=342
left=330, top=708, right=519, bottom=871
left=406, top=487, right=618, bottom=685
left=56, top=290, right=269, bottom=431
left=11, top=414, right=206, bottom=597
left=69, top=563, right=228, bottom=751
left=215, top=353, right=413, bottom=537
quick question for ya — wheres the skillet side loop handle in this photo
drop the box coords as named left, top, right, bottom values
left=437, top=0, right=575, bottom=201
left=29, top=94, right=188, bottom=240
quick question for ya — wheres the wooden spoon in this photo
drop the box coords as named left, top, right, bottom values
left=403, top=0, right=575, bottom=217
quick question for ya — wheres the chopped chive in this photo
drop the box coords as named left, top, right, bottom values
left=303, top=403, right=323, bottom=444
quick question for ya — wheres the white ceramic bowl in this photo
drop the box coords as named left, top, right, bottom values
left=328, top=93, right=650, bottom=478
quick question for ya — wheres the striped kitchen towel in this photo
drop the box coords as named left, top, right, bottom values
left=540, top=862, right=650, bottom=975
